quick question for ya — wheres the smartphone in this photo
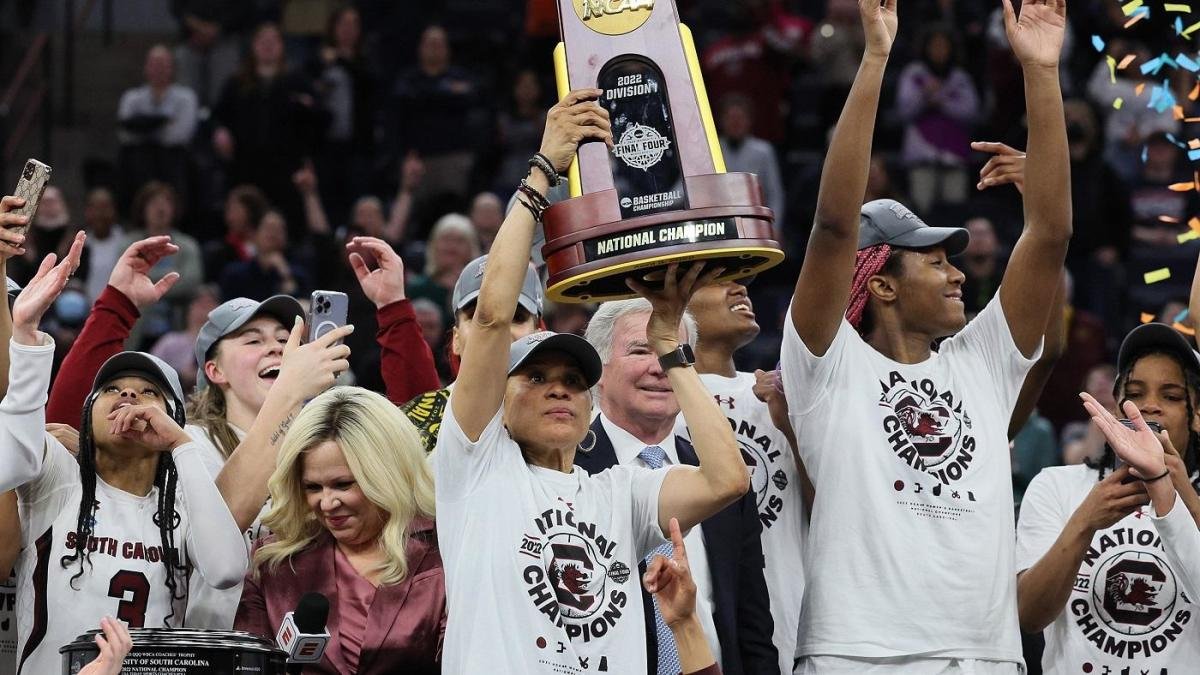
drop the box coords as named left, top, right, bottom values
left=308, top=291, right=349, bottom=343
left=9, top=159, right=52, bottom=235
left=1109, top=418, right=1164, bottom=477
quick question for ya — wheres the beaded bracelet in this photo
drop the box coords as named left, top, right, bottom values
left=517, top=178, right=551, bottom=212
left=515, top=194, right=543, bottom=225
left=528, top=153, right=562, bottom=186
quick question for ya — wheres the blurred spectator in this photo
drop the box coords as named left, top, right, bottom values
left=219, top=209, right=309, bottom=301
left=279, top=0, right=339, bottom=68
left=123, top=181, right=204, bottom=344
left=1060, top=364, right=1118, bottom=465
left=309, top=5, right=376, bottom=222
left=212, top=22, right=327, bottom=236
left=895, top=25, right=978, bottom=213
left=808, top=0, right=864, bottom=132
left=79, top=188, right=126, bottom=302
left=468, top=192, right=504, bottom=253
left=718, top=94, right=786, bottom=236
left=411, top=296, right=450, bottom=383
left=406, top=213, right=480, bottom=327
left=203, top=184, right=270, bottom=281
left=1086, top=39, right=1178, bottom=182
left=171, top=0, right=256, bottom=106
left=31, top=185, right=74, bottom=263
left=545, top=302, right=590, bottom=337
left=1011, top=411, right=1059, bottom=503
left=700, top=0, right=810, bottom=143
left=389, top=25, right=481, bottom=206
left=863, top=153, right=910, bottom=204
left=46, top=284, right=92, bottom=380
left=493, top=69, right=547, bottom=193
left=150, top=284, right=220, bottom=391
left=117, top=45, right=198, bottom=210
left=959, top=217, right=1003, bottom=316
left=1036, top=273, right=1109, bottom=433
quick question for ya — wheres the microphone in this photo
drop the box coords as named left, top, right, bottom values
left=276, top=592, right=331, bottom=674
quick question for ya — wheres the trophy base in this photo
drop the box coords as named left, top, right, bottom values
left=546, top=241, right=783, bottom=303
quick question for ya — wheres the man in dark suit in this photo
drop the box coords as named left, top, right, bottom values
left=579, top=297, right=777, bottom=675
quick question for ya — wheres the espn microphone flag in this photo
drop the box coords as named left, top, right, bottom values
left=276, top=592, right=331, bottom=665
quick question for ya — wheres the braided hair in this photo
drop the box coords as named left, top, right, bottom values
left=1089, top=348, right=1200, bottom=487
left=60, top=388, right=191, bottom=626
left=848, top=244, right=904, bottom=336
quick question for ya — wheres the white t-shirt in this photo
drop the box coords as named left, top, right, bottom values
left=1017, top=464, right=1200, bottom=674
left=781, top=295, right=1036, bottom=663
left=434, top=400, right=669, bottom=675
left=675, top=371, right=807, bottom=675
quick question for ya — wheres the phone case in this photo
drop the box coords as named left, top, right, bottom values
left=10, top=159, right=52, bottom=235
left=309, top=291, right=349, bottom=342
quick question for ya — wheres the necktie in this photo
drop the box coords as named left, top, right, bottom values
left=638, top=445, right=681, bottom=675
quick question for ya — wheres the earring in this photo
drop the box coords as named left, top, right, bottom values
left=577, top=429, right=597, bottom=454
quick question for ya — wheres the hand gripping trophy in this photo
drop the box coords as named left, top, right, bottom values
left=541, top=0, right=785, bottom=303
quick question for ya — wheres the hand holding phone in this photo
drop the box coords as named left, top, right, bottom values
left=309, top=291, right=349, bottom=344
left=8, top=159, right=52, bottom=237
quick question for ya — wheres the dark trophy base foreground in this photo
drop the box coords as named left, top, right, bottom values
left=543, top=172, right=784, bottom=303
left=62, top=628, right=288, bottom=675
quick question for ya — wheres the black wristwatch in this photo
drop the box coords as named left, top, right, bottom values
left=658, top=344, right=695, bottom=371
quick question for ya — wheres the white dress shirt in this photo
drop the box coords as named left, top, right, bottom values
left=597, top=412, right=723, bottom=666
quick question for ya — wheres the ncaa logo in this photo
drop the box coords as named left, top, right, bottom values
left=620, top=197, right=633, bottom=209
left=544, top=533, right=609, bottom=620
left=1092, top=550, right=1177, bottom=635
left=613, top=123, right=671, bottom=171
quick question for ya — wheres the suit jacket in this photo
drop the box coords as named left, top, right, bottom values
left=235, top=518, right=445, bottom=675
left=575, top=419, right=777, bottom=675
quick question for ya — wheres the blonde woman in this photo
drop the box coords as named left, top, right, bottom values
left=406, top=213, right=480, bottom=327
left=235, top=386, right=444, bottom=675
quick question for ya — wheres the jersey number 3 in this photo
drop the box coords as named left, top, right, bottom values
left=108, top=570, right=150, bottom=627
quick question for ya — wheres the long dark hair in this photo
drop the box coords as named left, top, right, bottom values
left=1089, top=348, right=1200, bottom=486
left=61, top=389, right=190, bottom=625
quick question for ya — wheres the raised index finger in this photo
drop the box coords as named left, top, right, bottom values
left=668, top=517, right=688, bottom=563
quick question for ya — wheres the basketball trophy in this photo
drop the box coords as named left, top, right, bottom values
left=542, top=0, right=783, bottom=303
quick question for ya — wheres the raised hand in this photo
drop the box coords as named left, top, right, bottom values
left=1080, top=394, right=1168, bottom=480
left=971, top=141, right=1026, bottom=193
left=0, top=195, right=30, bottom=260
left=78, top=617, right=132, bottom=675
left=752, top=369, right=792, bottom=438
left=1068, top=465, right=1150, bottom=533
left=859, top=0, right=899, bottom=59
left=11, top=231, right=85, bottom=345
left=539, top=88, right=615, bottom=174
left=46, top=423, right=81, bottom=457
left=108, top=236, right=180, bottom=308
left=347, top=236, right=406, bottom=308
left=106, top=403, right=190, bottom=452
left=642, top=518, right=697, bottom=627
left=273, top=317, right=353, bottom=403
left=1003, top=0, right=1067, bottom=69
left=627, top=262, right=724, bottom=355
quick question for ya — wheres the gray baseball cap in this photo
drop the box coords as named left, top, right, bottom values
left=508, top=331, right=602, bottom=388
left=194, top=295, right=305, bottom=389
left=857, top=199, right=969, bottom=254
left=453, top=255, right=544, bottom=317
left=93, top=351, right=186, bottom=415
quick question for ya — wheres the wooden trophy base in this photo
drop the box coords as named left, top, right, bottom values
left=542, top=172, right=783, bottom=303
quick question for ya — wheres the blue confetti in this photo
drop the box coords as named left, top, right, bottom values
left=1092, top=35, right=1106, bottom=51
left=1168, top=132, right=1187, bottom=148
left=1141, top=56, right=1164, bottom=75
left=1142, top=145, right=1149, bottom=163
left=1175, top=308, right=1191, bottom=323
left=1178, top=53, right=1200, bottom=71
left=1177, top=17, right=1186, bottom=35
left=1188, top=149, right=1200, bottom=160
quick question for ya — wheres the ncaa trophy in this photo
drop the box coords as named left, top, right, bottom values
left=542, top=0, right=784, bottom=303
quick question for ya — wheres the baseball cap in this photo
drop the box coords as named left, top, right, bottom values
left=1117, top=322, right=1200, bottom=377
left=93, top=351, right=186, bottom=415
left=453, top=255, right=544, bottom=317
left=857, top=199, right=969, bottom=255
left=194, top=295, right=305, bottom=389
left=508, top=331, right=602, bottom=388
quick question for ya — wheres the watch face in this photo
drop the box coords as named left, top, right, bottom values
left=680, top=344, right=695, bottom=363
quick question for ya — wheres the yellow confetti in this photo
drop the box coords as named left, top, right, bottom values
left=1122, top=0, right=1144, bottom=14
left=1107, top=55, right=1117, bottom=83
left=1118, top=54, right=1137, bottom=70
left=1145, top=268, right=1172, bottom=284
left=1165, top=3, right=1191, bottom=11
left=1185, top=21, right=1200, bottom=37
left=1114, top=97, right=1125, bottom=109
left=1179, top=230, right=1199, bottom=243
left=1141, top=312, right=1157, bottom=323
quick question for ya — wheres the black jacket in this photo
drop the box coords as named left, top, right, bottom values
left=575, top=418, right=778, bottom=675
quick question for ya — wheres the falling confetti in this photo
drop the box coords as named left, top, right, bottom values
left=1141, top=312, right=1157, bottom=323
left=1165, top=3, right=1192, bottom=11
left=1145, top=268, right=1172, bottom=284
left=1174, top=308, right=1191, bottom=323
left=1174, top=322, right=1196, bottom=336
left=1122, top=0, right=1144, bottom=15
left=1119, top=53, right=1138, bottom=70
left=1092, top=35, right=1106, bottom=51
left=1114, top=97, right=1125, bottom=109
left=1179, top=230, right=1200, bottom=243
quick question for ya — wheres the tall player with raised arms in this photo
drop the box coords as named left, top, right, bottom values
left=0, top=235, right=247, bottom=674
left=781, top=0, right=1070, bottom=672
